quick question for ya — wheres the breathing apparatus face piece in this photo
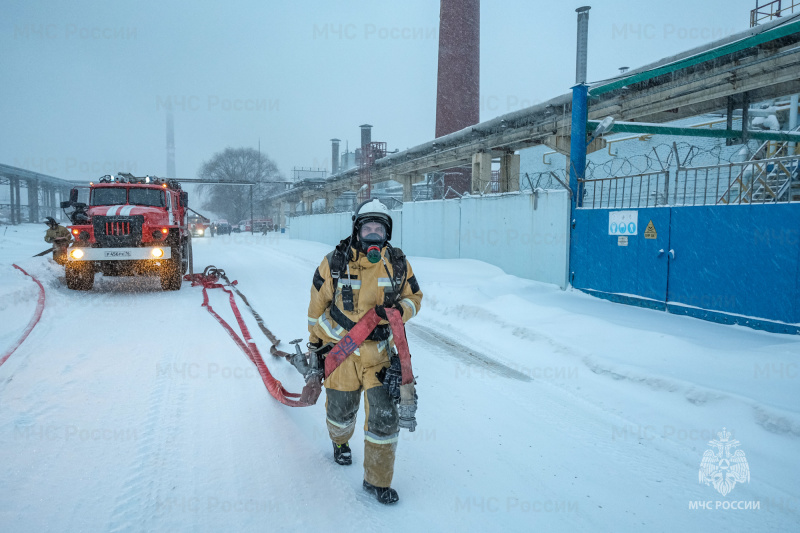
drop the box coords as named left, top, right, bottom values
left=358, top=220, right=387, bottom=263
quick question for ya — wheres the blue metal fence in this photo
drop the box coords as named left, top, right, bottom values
left=572, top=204, right=800, bottom=334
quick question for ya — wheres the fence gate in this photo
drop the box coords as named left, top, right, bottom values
left=571, top=208, right=672, bottom=309
left=570, top=156, right=800, bottom=334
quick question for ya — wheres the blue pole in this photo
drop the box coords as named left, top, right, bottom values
left=568, top=82, right=588, bottom=287
left=569, top=83, right=588, bottom=211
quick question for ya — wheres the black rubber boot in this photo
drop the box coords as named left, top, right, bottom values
left=363, top=480, right=399, bottom=504
left=333, top=441, right=352, bottom=465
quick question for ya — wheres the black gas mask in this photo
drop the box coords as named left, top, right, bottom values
left=358, top=220, right=388, bottom=263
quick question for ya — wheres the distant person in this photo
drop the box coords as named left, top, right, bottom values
left=43, top=217, right=72, bottom=265
left=306, top=199, right=423, bottom=504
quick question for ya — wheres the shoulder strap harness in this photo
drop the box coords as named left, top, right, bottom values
left=324, top=238, right=408, bottom=342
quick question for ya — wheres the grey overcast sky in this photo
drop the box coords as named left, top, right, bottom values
left=1, top=0, right=756, bottom=182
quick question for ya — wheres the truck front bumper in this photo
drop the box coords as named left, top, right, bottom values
left=67, top=247, right=172, bottom=261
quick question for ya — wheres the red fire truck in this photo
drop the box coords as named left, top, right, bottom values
left=189, top=213, right=210, bottom=237
left=61, top=174, right=191, bottom=291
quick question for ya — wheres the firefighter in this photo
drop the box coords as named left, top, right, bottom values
left=44, top=217, right=72, bottom=265
left=307, top=199, right=423, bottom=504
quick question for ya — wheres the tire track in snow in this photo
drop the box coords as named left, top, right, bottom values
left=426, top=303, right=800, bottom=437
left=407, top=323, right=532, bottom=382
left=107, top=351, right=188, bottom=533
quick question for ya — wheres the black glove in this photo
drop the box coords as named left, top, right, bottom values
left=308, top=340, right=332, bottom=355
left=308, top=340, right=332, bottom=369
left=376, top=355, right=402, bottom=403
left=374, top=303, right=403, bottom=321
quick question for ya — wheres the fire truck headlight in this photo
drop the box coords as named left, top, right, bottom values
left=198, top=228, right=204, bottom=235
left=70, top=249, right=84, bottom=260
left=151, top=248, right=164, bottom=258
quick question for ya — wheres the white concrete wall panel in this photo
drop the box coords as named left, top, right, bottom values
left=530, top=189, right=570, bottom=288
left=289, top=191, right=569, bottom=288
left=459, top=193, right=537, bottom=280
left=400, top=200, right=460, bottom=258
left=389, top=209, right=402, bottom=249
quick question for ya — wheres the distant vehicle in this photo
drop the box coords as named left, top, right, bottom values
left=233, top=218, right=273, bottom=233
left=62, top=173, right=190, bottom=291
left=189, top=214, right=210, bottom=237
left=215, top=219, right=231, bottom=235
left=252, top=218, right=274, bottom=232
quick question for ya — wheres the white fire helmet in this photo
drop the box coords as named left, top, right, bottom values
left=352, top=199, right=392, bottom=241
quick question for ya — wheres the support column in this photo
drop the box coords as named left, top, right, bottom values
left=498, top=152, right=520, bottom=193
left=27, top=179, right=40, bottom=223
left=278, top=200, right=286, bottom=230
left=324, top=191, right=338, bottom=213
left=401, top=175, right=413, bottom=202
left=789, top=94, right=798, bottom=155
left=471, top=152, right=492, bottom=194
left=43, top=184, right=51, bottom=219
left=15, top=178, right=22, bottom=224
left=726, top=95, right=735, bottom=146
left=42, top=185, right=49, bottom=218
left=60, top=188, right=70, bottom=218
left=394, top=172, right=422, bottom=202
left=302, top=192, right=314, bottom=215
left=9, top=178, right=16, bottom=225
left=741, top=92, right=750, bottom=146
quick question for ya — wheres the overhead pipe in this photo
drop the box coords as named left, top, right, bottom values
left=790, top=94, right=799, bottom=154
left=377, top=92, right=572, bottom=168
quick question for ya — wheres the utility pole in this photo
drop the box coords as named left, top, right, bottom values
left=568, top=6, right=591, bottom=289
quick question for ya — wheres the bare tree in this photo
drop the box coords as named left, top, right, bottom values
left=196, top=147, right=282, bottom=222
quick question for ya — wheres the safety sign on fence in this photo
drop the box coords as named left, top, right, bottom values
left=609, top=211, right=638, bottom=236
left=644, top=220, right=657, bottom=239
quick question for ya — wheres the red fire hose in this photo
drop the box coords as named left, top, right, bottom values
left=185, top=269, right=318, bottom=407
left=185, top=267, right=414, bottom=408
left=1, top=265, right=46, bottom=368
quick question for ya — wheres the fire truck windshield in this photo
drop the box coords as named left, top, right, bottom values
left=90, top=188, right=166, bottom=207
left=129, top=189, right=165, bottom=207
left=90, top=188, right=126, bottom=206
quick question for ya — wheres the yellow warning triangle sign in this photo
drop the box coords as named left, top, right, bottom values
left=644, top=220, right=657, bottom=239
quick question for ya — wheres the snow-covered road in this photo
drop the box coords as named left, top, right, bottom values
left=1, top=224, right=798, bottom=532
